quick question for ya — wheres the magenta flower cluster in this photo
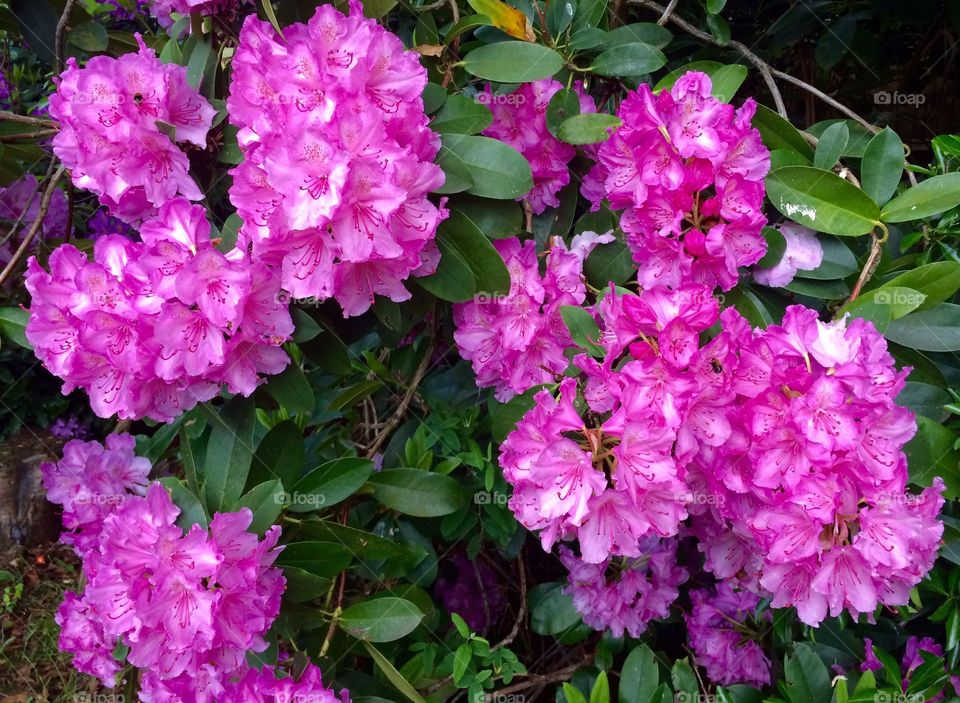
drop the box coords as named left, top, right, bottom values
left=481, top=79, right=595, bottom=214
left=685, top=584, right=772, bottom=688
left=25, top=198, right=293, bottom=421
left=49, top=36, right=216, bottom=223
left=43, top=436, right=347, bottom=703
left=227, top=0, right=446, bottom=317
left=453, top=232, right=612, bottom=401
left=686, top=305, right=945, bottom=627
left=559, top=539, right=687, bottom=639
left=582, top=72, right=770, bottom=291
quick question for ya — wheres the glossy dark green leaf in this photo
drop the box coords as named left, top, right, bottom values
left=884, top=303, right=960, bottom=351
left=436, top=134, right=532, bottom=199
left=876, top=262, right=960, bottom=310
left=604, top=22, right=671, bottom=49
left=812, top=121, right=849, bottom=169
left=861, top=127, right=905, bottom=205
left=289, top=457, right=374, bottom=512
left=589, top=42, right=666, bottom=76
left=450, top=196, right=523, bottom=239
left=561, top=305, right=603, bottom=356
left=794, top=236, right=858, bottom=280
left=766, top=166, right=880, bottom=236
left=202, top=395, right=257, bottom=512
left=159, top=477, right=209, bottom=531
left=0, top=307, right=30, bottom=349
left=547, top=88, right=582, bottom=139
left=783, top=643, right=832, bottom=703
left=556, top=113, right=621, bottom=145
left=237, top=480, right=284, bottom=533
left=881, top=172, right=960, bottom=223
left=340, top=597, right=424, bottom=642
left=530, top=582, right=581, bottom=635
left=461, top=42, right=563, bottom=82
left=905, top=416, right=960, bottom=499
left=430, top=95, right=493, bottom=135
left=263, top=363, right=315, bottom=416
left=756, top=226, right=786, bottom=267
left=367, top=469, right=469, bottom=517
left=68, top=21, right=108, bottom=52
left=753, top=104, right=814, bottom=160
left=275, top=541, right=353, bottom=577
left=250, top=420, right=304, bottom=489
left=619, top=644, right=659, bottom=703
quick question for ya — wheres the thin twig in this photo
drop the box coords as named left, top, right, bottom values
left=0, top=111, right=56, bottom=128
left=844, top=223, right=889, bottom=306
left=55, top=0, right=78, bottom=74
left=769, top=68, right=878, bottom=134
left=363, top=341, right=434, bottom=458
left=0, top=164, right=65, bottom=287
left=492, top=559, right=526, bottom=652
left=656, top=0, right=679, bottom=25
left=0, top=129, right=57, bottom=142
left=482, top=663, right=586, bottom=701
left=629, top=0, right=787, bottom=118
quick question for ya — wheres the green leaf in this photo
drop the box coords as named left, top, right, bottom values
left=185, top=35, right=213, bottom=90
left=571, top=0, right=608, bottom=30
left=839, top=286, right=924, bottom=321
left=591, top=672, right=610, bottom=703
left=289, top=457, right=374, bottom=512
left=453, top=643, right=472, bottom=684
left=202, top=396, right=257, bottom=513
left=530, top=582, right=581, bottom=635
left=547, top=88, right=582, bottom=139
left=589, top=42, right=666, bottom=77
left=705, top=12, right=731, bottom=43
left=813, top=121, right=849, bottom=169
left=431, top=95, right=493, bottom=135
left=263, top=363, right=315, bottom=416
left=362, top=641, right=428, bottom=703
left=880, top=172, right=960, bottom=223
left=620, top=644, right=658, bottom=703
left=564, top=684, right=588, bottom=703
left=547, top=0, right=576, bottom=36
left=445, top=14, right=496, bottom=42
left=340, top=597, right=425, bottom=642
left=422, top=82, right=448, bottom=113
left=436, top=134, right=533, bottom=199
left=875, top=261, right=960, bottom=310
left=461, top=42, right=563, bottom=82
left=159, top=477, right=209, bottom=531
left=450, top=196, right=523, bottom=239
left=249, top=420, right=304, bottom=489
left=707, top=0, right=727, bottom=12
left=883, top=303, right=960, bottom=351
left=753, top=104, right=814, bottom=160
left=896, top=381, right=951, bottom=422
left=297, top=520, right=411, bottom=560
left=861, top=127, right=904, bottom=205
left=783, top=643, right=833, bottom=703
left=795, top=236, right=858, bottom=280
left=417, top=206, right=512, bottom=301
left=708, top=63, right=748, bottom=102
left=68, top=21, right=108, bottom=52
left=766, top=166, right=880, bottom=236
left=561, top=305, right=603, bottom=356
left=783, top=277, right=850, bottom=299
left=603, top=22, right=671, bottom=49
left=725, top=286, right=774, bottom=328
left=237, top=480, right=284, bottom=534
left=569, top=26, right=608, bottom=51
left=584, top=234, right=634, bottom=288
left=556, top=113, right=621, bottom=145
left=367, top=469, right=469, bottom=517
left=0, top=307, right=30, bottom=349
left=275, top=541, right=353, bottom=577
left=671, top=660, right=698, bottom=700
left=757, top=226, right=786, bottom=267
left=906, top=415, right=960, bottom=499
left=489, top=385, right=542, bottom=444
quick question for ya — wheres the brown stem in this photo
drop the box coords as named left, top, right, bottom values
left=55, top=0, right=78, bottom=74
left=844, top=223, right=889, bottom=306
left=0, top=111, right=56, bottom=128
left=0, top=129, right=57, bottom=141
left=482, top=662, right=587, bottom=701
left=363, top=341, right=434, bottom=458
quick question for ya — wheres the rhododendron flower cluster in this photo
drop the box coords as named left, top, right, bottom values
left=481, top=79, right=595, bottom=214
left=226, top=0, right=446, bottom=317
left=499, top=284, right=721, bottom=563
left=49, top=36, right=215, bottom=223
left=753, top=222, right=823, bottom=287
left=582, top=72, right=770, bottom=291
left=686, top=306, right=945, bottom=626
left=685, top=584, right=772, bottom=687
left=41, top=433, right=150, bottom=556
left=25, top=198, right=293, bottom=421
left=559, top=539, right=686, bottom=638
left=453, top=232, right=612, bottom=401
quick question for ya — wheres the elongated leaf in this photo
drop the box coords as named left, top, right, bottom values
left=753, top=104, right=814, bottom=160
left=237, top=480, right=284, bottom=534
left=861, top=127, right=904, bottom=205
left=275, top=541, right=353, bottom=577
left=436, top=134, right=533, bottom=199
left=880, top=172, right=960, bottom=222
left=813, top=121, right=849, bottom=169
left=430, top=95, right=492, bottom=135
left=450, top=196, right=522, bottom=239
left=883, top=303, right=960, bottom=351
left=620, top=644, right=659, bottom=703
left=0, top=307, right=31, bottom=349
left=159, top=477, right=209, bottom=531
left=783, top=643, right=832, bottom=703
left=557, top=113, right=621, bottom=145
left=461, top=42, right=563, bottom=82
left=249, top=420, right=304, bottom=489
left=766, top=166, right=880, bottom=236
left=202, top=396, right=257, bottom=513
left=876, top=261, right=960, bottom=310
left=603, top=22, right=671, bottom=49
left=362, top=641, right=428, bottom=703
left=289, top=457, right=373, bottom=512
left=263, top=363, right=315, bottom=416
left=906, top=416, right=960, bottom=499
left=445, top=15, right=495, bottom=42
left=561, top=305, right=603, bottom=355
left=590, top=42, right=666, bottom=77
left=367, top=469, right=468, bottom=517
left=340, top=597, right=424, bottom=642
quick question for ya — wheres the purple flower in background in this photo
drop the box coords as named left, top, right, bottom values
left=49, top=416, right=88, bottom=439
left=85, top=208, right=136, bottom=240
left=436, top=552, right=507, bottom=634
left=753, top=223, right=824, bottom=287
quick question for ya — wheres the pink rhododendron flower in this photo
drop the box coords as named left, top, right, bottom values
left=453, top=232, right=613, bottom=401
left=44, top=438, right=288, bottom=697
left=48, top=36, right=216, bottom=223
left=753, top=222, right=823, bottom=287
left=220, top=662, right=351, bottom=703
left=583, top=72, right=770, bottom=290
left=481, top=79, right=596, bottom=214
left=25, top=198, right=292, bottom=421
left=41, top=433, right=150, bottom=556
left=227, top=0, right=446, bottom=317
left=686, top=584, right=772, bottom=687
left=560, top=539, right=686, bottom=638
